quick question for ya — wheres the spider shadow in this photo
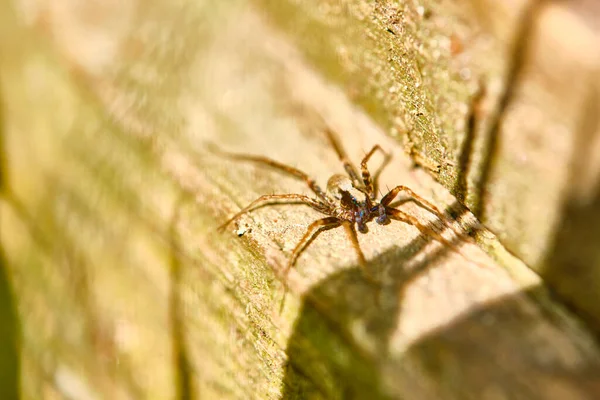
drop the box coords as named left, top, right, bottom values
left=279, top=202, right=600, bottom=399
left=397, top=284, right=600, bottom=399
left=455, top=0, right=600, bottom=340
left=466, top=0, right=544, bottom=219
left=450, top=0, right=547, bottom=218
left=540, top=84, right=600, bottom=334
left=279, top=209, right=473, bottom=399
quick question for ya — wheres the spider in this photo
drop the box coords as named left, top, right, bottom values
left=218, top=128, right=460, bottom=276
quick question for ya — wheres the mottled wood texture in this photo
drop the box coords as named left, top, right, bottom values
left=1, top=0, right=600, bottom=399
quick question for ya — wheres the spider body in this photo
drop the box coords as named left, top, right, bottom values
left=324, top=174, right=388, bottom=233
left=219, top=128, right=457, bottom=275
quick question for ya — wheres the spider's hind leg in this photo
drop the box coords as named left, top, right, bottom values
left=286, top=216, right=341, bottom=274
left=219, top=194, right=328, bottom=231
left=213, top=146, right=328, bottom=200
left=324, top=128, right=362, bottom=186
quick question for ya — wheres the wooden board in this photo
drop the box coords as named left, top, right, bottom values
left=1, top=0, right=600, bottom=398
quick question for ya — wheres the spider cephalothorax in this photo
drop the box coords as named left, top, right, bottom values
left=219, top=128, right=456, bottom=275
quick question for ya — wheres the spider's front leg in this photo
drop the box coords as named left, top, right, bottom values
left=379, top=185, right=472, bottom=240
left=386, top=206, right=486, bottom=268
left=359, top=144, right=389, bottom=200
left=385, top=207, right=455, bottom=250
left=380, top=185, right=443, bottom=216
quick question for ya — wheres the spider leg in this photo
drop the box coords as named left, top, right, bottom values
left=219, top=194, right=329, bottom=231
left=360, top=145, right=390, bottom=200
left=286, top=217, right=341, bottom=274
left=380, top=185, right=471, bottom=240
left=324, top=128, right=362, bottom=186
left=386, top=206, right=486, bottom=268
left=216, top=148, right=327, bottom=200
left=385, top=207, right=457, bottom=253
left=380, top=185, right=444, bottom=218
left=342, top=221, right=367, bottom=269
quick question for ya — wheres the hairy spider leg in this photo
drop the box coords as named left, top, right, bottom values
left=324, top=128, right=362, bottom=187
left=380, top=185, right=445, bottom=219
left=219, top=151, right=328, bottom=200
left=379, top=184, right=472, bottom=239
left=218, top=194, right=330, bottom=231
left=385, top=206, right=485, bottom=268
left=385, top=207, right=456, bottom=249
left=360, top=144, right=389, bottom=200
left=342, top=221, right=367, bottom=268
left=287, top=217, right=341, bottom=273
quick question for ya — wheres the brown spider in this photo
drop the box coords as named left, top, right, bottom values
left=218, top=128, right=459, bottom=276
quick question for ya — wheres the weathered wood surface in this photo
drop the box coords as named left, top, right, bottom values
left=1, top=0, right=600, bottom=399
left=255, top=0, right=600, bottom=330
